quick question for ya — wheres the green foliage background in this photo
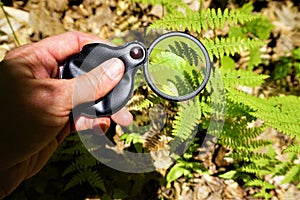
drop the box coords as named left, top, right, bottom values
left=5, top=0, right=300, bottom=200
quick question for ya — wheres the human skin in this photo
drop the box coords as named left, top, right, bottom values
left=0, top=31, right=132, bottom=198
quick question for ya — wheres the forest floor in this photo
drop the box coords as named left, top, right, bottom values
left=1, top=0, right=300, bottom=200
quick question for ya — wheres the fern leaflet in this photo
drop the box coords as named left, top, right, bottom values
left=203, top=37, right=265, bottom=60
left=247, top=179, right=275, bottom=189
left=62, top=154, right=100, bottom=176
left=222, top=68, right=269, bottom=88
left=282, top=143, right=300, bottom=154
left=226, top=88, right=300, bottom=138
left=64, top=168, right=105, bottom=192
left=170, top=98, right=201, bottom=153
left=280, top=164, right=300, bottom=185
left=150, top=6, right=260, bottom=33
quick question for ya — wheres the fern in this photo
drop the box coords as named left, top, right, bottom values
left=170, top=98, right=201, bottom=154
left=203, top=37, right=265, bottom=60
left=240, top=164, right=271, bottom=177
left=168, top=41, right=200, bottom=66
left=127, top=94, right=154, bottom=111
left=222, top=68, right=269, bottom=88
left=219, top=117, right=269, bottom=149
left=62, top=154, right=100, bottom=176
left=272, top=151, right=300, bottom=185
left=246, top=179, right=275, bottom=199
left=280, top=164, right=300, bottom=185
left=55, top=134, right=107, bottom=193
left=148, top=48, right=204, bottom=96
left=220, top=86, right=299, bottom=198
left=283, top=143, right=300, bottom=154
left=131, top=0, right=188, bottom=13
left=150, top=5, right=260, bottom=33
left=64, top=168, right=106, bottom=192
left=226, top=88, right=300, bottom=139
left=55, top=134, right=87, bottom=157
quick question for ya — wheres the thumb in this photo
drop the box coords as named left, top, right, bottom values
left=70, top=58, right=124, bottom=107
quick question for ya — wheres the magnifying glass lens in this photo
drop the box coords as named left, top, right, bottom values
left=145, top=33, right=210, bottom=101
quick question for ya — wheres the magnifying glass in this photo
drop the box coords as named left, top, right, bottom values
left=145, top=32, right=210, bottom=102
left=61, top=31, right=211, bottom=118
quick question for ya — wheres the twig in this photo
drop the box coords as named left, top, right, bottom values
left=0, top=0, right=20, bottom=46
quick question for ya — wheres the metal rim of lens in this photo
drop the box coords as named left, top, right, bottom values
left=144, top=31, right=211, bottom=102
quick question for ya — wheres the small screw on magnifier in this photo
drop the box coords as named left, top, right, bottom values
left=130, top=46, right=144, bottom=59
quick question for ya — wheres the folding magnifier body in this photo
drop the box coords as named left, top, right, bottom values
left=61, top=31, right=211, bottom=118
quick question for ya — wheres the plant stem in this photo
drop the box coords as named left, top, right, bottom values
left=0, top=0, right=20, bottom=46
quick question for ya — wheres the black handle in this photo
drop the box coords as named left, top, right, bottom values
left=61, top=41, right=147, bottom=117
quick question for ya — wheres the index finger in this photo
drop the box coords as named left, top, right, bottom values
left=36, top=31, right=106, bottom=64
left=3, top=32, right=106, bottom=78
left=4, top=31, right=105, bottom=65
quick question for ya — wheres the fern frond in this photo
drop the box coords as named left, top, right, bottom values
left=273, top=161, right=291, bottom=176
left=127, top=94, right=153, bottom=111
left=51, top=135, right=88, bottom=164
left=246, top=179, right=275, bottom=190
left=280, top=164, right=300, bottom=184
left=254, top=191, right=273, bottom=199
left=203, top=37, right=265, bottom=60
left=222, top=68, right=269, bottom=88
left=148, top=49, right=204, bottom=97
left=168, top=41, right=200, bottom=67
left=64, top=168, right=105, bottom=192
left=282, top=143, right=300, bottom=154
left=240, top=163, right=271, bottom=177
left=62, top=154, right=100, bottom=176
left=246, top=179, right=274, bottom=199
left=226, top=88, right=300, bottom=138
left=144, top=131, right=163, bottom=150
left=170, top=98, right=201, bottom=153
left=150, top=6, right=260, bottom=33
left=225, top=98, right=254, bottom=120
left=220, top=134, right=270, bottom=151
left=138, top=98, right=154, bottom=110
left=228, top=149, right=268, bottom=163
left=219, top=114, right=269, bottom=151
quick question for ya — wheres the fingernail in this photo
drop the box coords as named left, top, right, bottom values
left=104, top=58, right=123, bottom=80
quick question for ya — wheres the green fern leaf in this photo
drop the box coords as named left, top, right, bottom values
left=150, top=5, right=260, bottom=33
left=225, top=98, right=254, bottom=120
left=273, top=161, right=291, bottom=176
left=222, top=68, right=269, bottom=88
left=226, top=88, right=300, bottom=138
left=240, top=163, right=271, bottom=177
left=62, top=154, right=99, bottom=176
left=170, top=98, right=201, bottom=153
left=228, top=150, right=267, bottom=163
left=247, top=179, right=275, bottom=189
left=203, top=37, right=265, bottom=60
left=282, top=143, right=300, bottom=154
left=64, top=168, right=105, bottom=192
left=127, top=94, right=154, bottom=111
left=220, top=8, right=228, bottom=28
left=253, top=190, right=273, bottom=199
left=246, top=179, right=274, bottom=199
left=281, top=164, right=300, bottom=184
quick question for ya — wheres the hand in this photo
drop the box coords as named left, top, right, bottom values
left=0, top=31, right=133, bottom=198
